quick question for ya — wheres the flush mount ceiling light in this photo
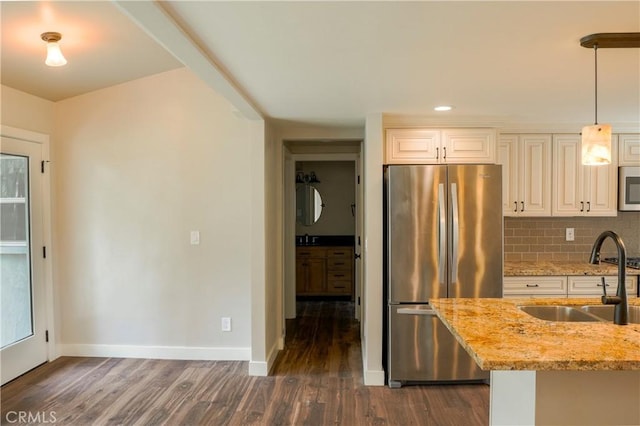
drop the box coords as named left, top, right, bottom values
left=580, top=33, right=640, bottom=165
left=40, top=32, right=67, bottom=67
left=434, top=105, right=453, bottom=112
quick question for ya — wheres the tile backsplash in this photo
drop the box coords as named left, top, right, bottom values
left=504, top=213, right=640, bottom=262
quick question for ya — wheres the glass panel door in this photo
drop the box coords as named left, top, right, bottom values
left=1, top=154, right=33, bottom=347
left=1, top=136, right=47, bottom=385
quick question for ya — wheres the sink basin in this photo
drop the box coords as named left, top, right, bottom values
left=580, top=305, right=640, bottom=324
left=518, top=305, right=602, bottom=322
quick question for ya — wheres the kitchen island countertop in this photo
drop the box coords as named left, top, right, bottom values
left=504, top=260, right=640, bottom=276
left=429, top=297, right=640, bottom=371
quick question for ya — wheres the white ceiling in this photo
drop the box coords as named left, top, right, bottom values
left=1, top=1, right=182, bottom=102
left=2, top=1, right=639, bottom=130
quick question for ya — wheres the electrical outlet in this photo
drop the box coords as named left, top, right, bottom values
left=221, top=317, right=231, bottom=332
left=565, top=228, right=575, bottom=242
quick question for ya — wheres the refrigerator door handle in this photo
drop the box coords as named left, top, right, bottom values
left=450, top=182, right=459, bottom=284
left=438, top=183, right=446, bottom=285
left=397, top=307, right=437, bottom=316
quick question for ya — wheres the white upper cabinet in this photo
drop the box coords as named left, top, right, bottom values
left=385, top=129, right=440, bottom=164
left=552, top=134, right=618, bottom=217
left=385, top=128, right=496, bottom=164
left=619, top=134, right=640, bottom=166
left=498, top=134, right=552, bottom=216
left=440, top=129, right=496, bottom=164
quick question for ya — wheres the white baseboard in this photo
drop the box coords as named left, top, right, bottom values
left=58, top=344, right=251, bottom=361
left=248, top=339, right=281, bottom=377
left=248, top=360, right=268, bottom=376
left=363, top=369, right=386, bottom=386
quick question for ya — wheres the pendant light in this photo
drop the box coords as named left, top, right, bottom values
left=581, top=44, right=611, bottom=165
left=579, top=33, right=640, bottom=165
left=40, top=32, right=67, bottom=67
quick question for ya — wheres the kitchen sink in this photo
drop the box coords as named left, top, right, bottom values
left=580, top=305, right=640, bottom=324
left=518, top=305, right=602, bottom=322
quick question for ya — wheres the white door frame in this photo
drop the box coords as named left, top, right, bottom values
left=0, top=125, right=55, bottom=369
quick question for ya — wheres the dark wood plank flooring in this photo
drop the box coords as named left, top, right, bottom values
left=1, top=301, right=489, bottom=425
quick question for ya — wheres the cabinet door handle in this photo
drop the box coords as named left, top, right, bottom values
left=514, top=201, right=518, bottom=213
left=443, top=147, right=447, bottom=160
left=333, top=252, right=345, bottom=255
left=525, top=284, right=539, bottom=288
left=333, top=262, right=345, bottom=266
left=520, top=201, right=524, bottom=212
left=587, top=201, right=591, bottom=212
left=333, top=274, right=345, bottom=278
left=580, top=201, right=584, bottom=212
left=436, top=147, right=439, bottom=160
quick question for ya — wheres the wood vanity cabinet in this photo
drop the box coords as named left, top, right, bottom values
left=296, top=247, right=326, bottom=295
left=326, top=248, right=353, bottom=295
left=296, top=246, right=354, bottom=297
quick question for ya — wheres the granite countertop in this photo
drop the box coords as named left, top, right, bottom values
left=429, top=297, right=640, bottom=371
left=504, top=260, right=640, bottom=276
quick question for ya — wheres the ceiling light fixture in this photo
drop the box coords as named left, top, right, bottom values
left=434, top=105, right=453, bottom=112
left=579, top=33, right=640, bottom=165
left=40, top=32, right=67, bottom=67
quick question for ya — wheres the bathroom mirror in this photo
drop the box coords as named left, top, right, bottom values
left=296, top=184, right=324, bottom=226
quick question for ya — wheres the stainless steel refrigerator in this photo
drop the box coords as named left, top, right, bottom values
left=384, top=164, right=503, bottom=387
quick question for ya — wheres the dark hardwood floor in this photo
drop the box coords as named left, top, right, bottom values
left=1, top=301, right=489, bottom=425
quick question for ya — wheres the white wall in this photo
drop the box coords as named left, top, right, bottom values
left=1, top=85, right=54, bottom=134
left=254, top=120, right=282, bottom=374
left=362, top=113, right=385, bottom=385
left=53, top=68, right=258, bottom=359
left=295, top=161, right=356, bottom=236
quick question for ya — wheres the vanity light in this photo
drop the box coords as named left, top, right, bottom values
left=41, top=32, right=67, bottom=67
left=434, top=105, right=453, bottom=112
left=579, top=33, right=640, bottom=165
left=295, top=171, right=320, bottom=184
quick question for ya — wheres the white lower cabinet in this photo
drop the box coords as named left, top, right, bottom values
left=567, top=275, right=638, bottom=298
left=504, top=275, right=638, bottom=298
left=503, top=276, right=567, bottom=298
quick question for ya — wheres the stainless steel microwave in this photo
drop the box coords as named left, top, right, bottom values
left=619, top=166, right=640, bottom=211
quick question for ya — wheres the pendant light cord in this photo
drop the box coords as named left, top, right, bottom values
left=594, top=44, right=599, bottom=125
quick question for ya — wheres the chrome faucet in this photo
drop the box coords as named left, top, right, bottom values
left=589, top=231, right=628, bottom=325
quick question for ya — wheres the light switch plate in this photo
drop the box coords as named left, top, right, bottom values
left=190, top=231, right=200, bottom=245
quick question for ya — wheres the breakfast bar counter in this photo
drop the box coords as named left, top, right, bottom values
left=429, top=297, right=640, bottom=371
left=430, top=297, right=640, bottom=425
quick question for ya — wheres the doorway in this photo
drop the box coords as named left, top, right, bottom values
left=282, top=144, right=363, bottom=347
left=1, top=133, right=50, bottom=385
